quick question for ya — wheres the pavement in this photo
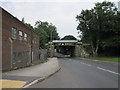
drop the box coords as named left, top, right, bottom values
left=1, top=58, right=61, bottom=89
left=29, top=58, right=119, bottom=88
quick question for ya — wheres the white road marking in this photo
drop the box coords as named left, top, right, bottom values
left=80, top=62, right=91, bottom=66
left=86, top=64, right=91, bottom=66
left=92, top=60, right=98, bottom=61
left=97, top=67, right=120, bottom=75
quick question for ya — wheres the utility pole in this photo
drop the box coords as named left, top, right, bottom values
left=50, top=30, right=53, bottom=42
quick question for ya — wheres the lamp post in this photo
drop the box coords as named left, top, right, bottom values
left=50, top=30, right=53, bottom=42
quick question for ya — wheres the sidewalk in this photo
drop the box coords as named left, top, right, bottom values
left=1, top=58, right=61, bottom=88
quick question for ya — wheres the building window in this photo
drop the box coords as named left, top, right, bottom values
left=19, top=31, right=23, bottom=40
left=24, top=33, right=27, bottom=41
left=11, top=27, right=17, bottom=39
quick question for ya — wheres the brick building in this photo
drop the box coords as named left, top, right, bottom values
left=1, top=7, right=40, bottom=71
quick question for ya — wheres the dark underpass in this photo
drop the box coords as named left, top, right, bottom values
left=51, top=40, right=78, bottom=58
left=55, top=45, right=75, bottom=57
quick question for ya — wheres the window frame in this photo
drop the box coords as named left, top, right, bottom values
left=24, top=33, right=27, bottom=41
left=18, top=30, right=23, bottom=40
left=11, top=27, right=17, bottom=39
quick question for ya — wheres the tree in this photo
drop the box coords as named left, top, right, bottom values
left=21, top=17, right=25, bottom=23
left=76, top=1, right=118, bottom=57
left=48, top=24, right=60, bottom=41
left=21, top=18, right=34, bottom=29
left=35, top=28, right=48, bottom=48
left=35, top=21, right=60, bottom=42
left=76, top=9, right=99, bottom=56
left=35, top=21, right=60, bottom=48
left=25, top=23, right=34, bottom=29
left=61, top=35, right=77, bottom=40
left=21, top=18, right=60, bottom=48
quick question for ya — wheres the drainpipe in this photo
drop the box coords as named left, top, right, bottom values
left=28, top=44, right=31, bottom=65
left=31, top=32, right=33, bottom=64
left=9, top=38, right=13, bottom=69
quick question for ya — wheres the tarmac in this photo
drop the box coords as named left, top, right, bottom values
left=1, top=58, right=61, bottom=89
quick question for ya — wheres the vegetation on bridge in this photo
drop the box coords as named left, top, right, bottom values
left=61, top=35, right=77, bottom=40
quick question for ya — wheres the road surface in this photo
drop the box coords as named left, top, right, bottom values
left=29, top=58, right=119, bottom=88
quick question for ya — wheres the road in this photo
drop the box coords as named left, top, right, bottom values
left=29, top=58, right=119, bottom=88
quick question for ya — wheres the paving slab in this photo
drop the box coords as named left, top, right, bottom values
left=1, top=58, right=60, bottom=89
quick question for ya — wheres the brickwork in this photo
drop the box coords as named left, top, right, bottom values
left=1, top=8, right=39, bottom=71
left=0, top=7, right=2, bottom=71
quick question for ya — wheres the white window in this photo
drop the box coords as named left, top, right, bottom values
left=11, top=28, right=17, bottom=39
left=24, top=33, right=27, bottom=41
left=19, top=31, right=23, bottom=40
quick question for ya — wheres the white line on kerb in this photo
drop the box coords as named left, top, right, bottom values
left=23, top=77, right=45, bottom=88
left=23, top=80, right=39, bottom=88
left=97, top=67, right=120, bottom=75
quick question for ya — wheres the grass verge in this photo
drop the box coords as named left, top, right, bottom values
left=82, top=57, right=120, bottom=62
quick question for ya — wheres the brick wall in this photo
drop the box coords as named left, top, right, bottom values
left=31, top=31, right=39, bottom=62
left=0, top=7, right=2, bottom=71
left=2, top=8, right=39, bottom=71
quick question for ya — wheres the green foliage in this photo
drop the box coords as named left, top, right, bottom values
left=76, top=1, right=119, bottom=56
left=61, top=35, right=77, bottom=40
left=25, top=23, right=34, bottom=30
left=35, top=28, right=48, bottom=48
left=21, top=18, right=34, bottom=30
left=21, top=18, right=60, bottom=49
left=35, top=21, right=60, bottom=48
left=85, top=57, right=120, bottom=62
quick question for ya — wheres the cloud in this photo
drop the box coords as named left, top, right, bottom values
left=1, top=1, right=119, bottom=39
left=0, top=1, right=14, bottom=14
left=0, top=0, right=120, bottom=2
left=0, top=2, right=96, bottom=38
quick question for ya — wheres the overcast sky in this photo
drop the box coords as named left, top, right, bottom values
left=0, top=0, right=119, bottom=39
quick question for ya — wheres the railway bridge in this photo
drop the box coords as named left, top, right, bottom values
left=49, top=40, right=89, bottom=57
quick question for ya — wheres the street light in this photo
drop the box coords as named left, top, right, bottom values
left=50, top=30, right=53, bottom=42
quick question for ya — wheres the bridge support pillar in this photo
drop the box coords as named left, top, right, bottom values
left=75, top=45, right=81, bottom=57
left=75, top=45, right=90, bottom=57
